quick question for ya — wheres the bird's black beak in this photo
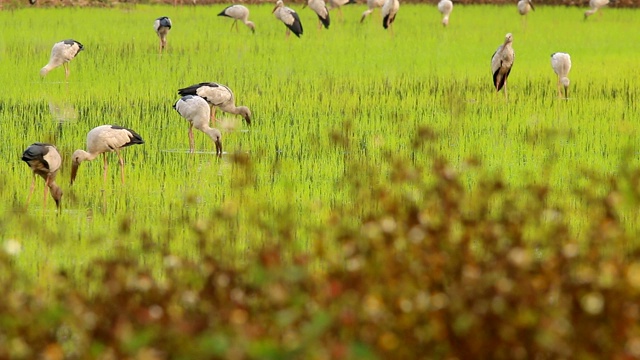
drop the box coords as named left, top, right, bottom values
left=216, top=140, right=223, bottom=158
left=244, top=114, right=251, bottom=126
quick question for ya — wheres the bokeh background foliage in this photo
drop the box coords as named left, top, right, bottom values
left=1, top=3, right=640, bottom=358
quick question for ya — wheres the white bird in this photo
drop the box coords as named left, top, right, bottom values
left=491, top=33, right=515, bottom=98
left=551, top=52, right=572, bottom=99
left=327, top=0, right=356, bottom=20
left=153, top=16, right=172, bottom=54
left=173, top=95, right=223, bottom=156
left=305, top=0, right=330, bottom=29
left=437, top=0, right=453, bottom=26
left=40, top=39, right=84, bottom=79
left=361, top=0, right=385, bottom=22
left=218, top=5, right=256, bottom=33
left=517, top=0, right=534, bottom=15
left=273, top=0, right=304, bottom=38
left=177, top=82, right=252, bottom=126
left=71, top=125, right=144, bottom=186
left=381, top=0, right=399, bottom=31
left=22, top=143, right=62, bottom=209
left=585, top=0, right=609, bottom=19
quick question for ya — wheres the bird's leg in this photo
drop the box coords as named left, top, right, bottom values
left=318, top=19, right=322, bottom=30
left=504, top=80, right=509, bottom=101
left=231, top=20, right=236, bottom=32
left=189, top=124, right=195, bottom=154
left=43, top=174, right=51, bottom=209
left=64, top=62, right=70, bottom=79
left=26, top=173, right=36, bottom=207
left=210, top=106, right=217, bottom=125
left=557, top=78, right=562, bottom=98
left=117, top=150, right=125, bottom=185
left=103, top=153, right=109, bottom=188
left=286, top=29, right=291, bottom=38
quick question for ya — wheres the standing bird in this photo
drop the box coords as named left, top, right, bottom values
left=381, top=0, right=399, bottom=31
left=40, top=39, right=84, bottom=79
left=517, top=0, right=534, bottom=15
left=154, top=16, right=172, bottom=53
left=490, top=33, right=515, bottom=99
left=21, top=143, right=63, bottom=209
left=437, top=0, right=453, bottom=26
left=71, top=125, right=144, bottom=186
left=361, top=0, right=385, bottom=22
left=218, top=5, right=256, bottom=33
left=327, top=0, right=356, bottom=21
left=306, top=0, right=330, bottom=29
left=173, top=96, right=223, bottom=156
left=551, top=52, right=572, bottom=99
left=585, top=0, right=609, bottom=19
left=273, top=0, right=304, bottom=38
left=177, top=82, right=252, bottom=126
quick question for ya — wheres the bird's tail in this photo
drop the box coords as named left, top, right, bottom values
left=319, top=14, right=330, bottom=28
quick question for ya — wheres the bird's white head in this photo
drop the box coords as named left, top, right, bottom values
left=273, top=0, right=284, bottom=12
left=505, top=33, right=513, bottom=44
left=238, top=106, right=252, bottom=125
left=70, top=149, right=88, bottom=185
left=247, top=21, right=256, bottom=33
left=442, top=16, right=449, bottom=26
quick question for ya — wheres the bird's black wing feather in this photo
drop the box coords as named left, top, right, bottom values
left=177, top=82, right=220, bottom=96
left=22, top=143, right=51, bottom=167
left=110, top=125, right=145, bottom=146
left=318, top=11, right=330, bottom=29
left=287, top=12, right=303, bottom=37
left=218, top=6, right=233, bottom=17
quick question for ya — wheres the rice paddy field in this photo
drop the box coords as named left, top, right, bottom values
left=2, top=2, right=640, bottom=357
left=1, top=3, right=639, bottom=272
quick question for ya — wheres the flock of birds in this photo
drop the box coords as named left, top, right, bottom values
left=22, top=0, right=611, bottom=210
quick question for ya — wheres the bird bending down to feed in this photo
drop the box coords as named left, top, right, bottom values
left=218, top=5, right=255, bottom=33
left=22, top=143, right=63, bottom=209
left=177, top=82, right=252, bottom=126
left=551, top=52, right=571, bottom=99
left=273, top=0, right=303, bottom=38
left=71, top=125, right=144, bottom=186
left=437, top=0, right=453, bottom=26
left=381, top=0, right=399, bottom=31
left=306, top=0, right=330, bottom=29
left=40, top=39, right=84, bottom=79
left=361, top=0, right=385, bottom=22
left=491, top=33, right=515, bottom=99
left=154, top=16, right=172, bottom=53
left=173, top=95, right=223, bottom=156
left=585, top=0, right=609, bottom=19
left=517, top=0, right=534, bottom=15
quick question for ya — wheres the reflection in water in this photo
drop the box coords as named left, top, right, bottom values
left=49, top=101, right=77, bottom=139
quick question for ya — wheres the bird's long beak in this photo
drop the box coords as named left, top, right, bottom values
left=564, top=85, right=568, bottom=99
left=244, top=114, right=252, bottom=126
left=70, top=163, right=79, bottom=185
left=216, top=140, right=223, bottom=158
left=272, top=5, right=279, bottom=13
left=530, top=1, right=535, bottom=10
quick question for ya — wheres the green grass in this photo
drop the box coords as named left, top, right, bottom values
left=0, top=4, right=639, bottom=278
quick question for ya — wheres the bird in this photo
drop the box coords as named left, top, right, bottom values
left=551, top=52, right=572, bottom=99
left=361, top=0, right=385, bottom=22
left=490, top=33, right=515, bottom=99
left=173, top=95, right=223, bottom=156
left=585, top=0, right=609, bottom=19
left=154, top=16, right=172, bottom=53
left=305, top=0, right=330, bottom=29
left=40, top=39, right=84, bottom=79
left=517, top=0, right=534, bottom=15
left=218, top=5, right=256, bottom=33
left=437, top=0, right=453, bottom=26
left=326, top=0, right=356, bottom=20
left=21, top=143, right=63, bottom=209
left=71, top=125, right=144, bottom=186
left=177, top=82, right=251, bottom=126
left=381, top=0, right=399, bottom=31
left=29, top=0, right=37, bottom=4
left=273, top=0, right=303, bottom=38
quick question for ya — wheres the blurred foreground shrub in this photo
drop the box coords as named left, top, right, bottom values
left=3, top=150, right=640, bottom=359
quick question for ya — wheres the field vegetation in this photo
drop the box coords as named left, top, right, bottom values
left=1, top=3, right=640, bottom=358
